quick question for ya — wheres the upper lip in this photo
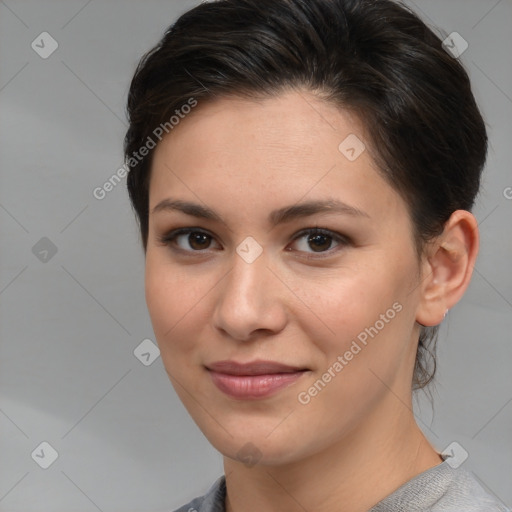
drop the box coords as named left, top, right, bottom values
left=206, top=360, right=307, bottom=376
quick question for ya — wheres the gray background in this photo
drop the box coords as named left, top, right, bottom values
left=0, top=0, right=510, bottom=511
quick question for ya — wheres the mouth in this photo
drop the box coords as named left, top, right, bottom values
left=205, top=360, right=309, bottom=400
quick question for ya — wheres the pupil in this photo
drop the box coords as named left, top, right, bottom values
left=309, top=233, right=331, bottom=252
left=190, top=233, right=209, bottom=249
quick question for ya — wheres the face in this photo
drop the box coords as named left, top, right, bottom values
left=145, top=90, right=424, bottom=466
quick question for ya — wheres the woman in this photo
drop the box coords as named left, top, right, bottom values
left=123, top=0, right=509, bottom=510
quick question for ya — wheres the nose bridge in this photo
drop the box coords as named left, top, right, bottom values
left=231, top=250, right=265, bottom=297
left=213, top=246, right=286, bottom=340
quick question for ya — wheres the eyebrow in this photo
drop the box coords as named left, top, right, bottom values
left=151, top=197, right=370, bottom=226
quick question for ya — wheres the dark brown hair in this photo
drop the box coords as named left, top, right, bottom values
left=124, top=0, right=488, bottom=391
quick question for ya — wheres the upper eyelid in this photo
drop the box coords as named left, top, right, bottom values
left=161, top=226, right=347, bottom=252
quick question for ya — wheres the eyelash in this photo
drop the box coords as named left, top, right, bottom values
left=156, top=227, right=350, bottom=260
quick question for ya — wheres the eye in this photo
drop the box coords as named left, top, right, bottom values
left=157, top=228, right=221, bottom=253
left=288, top=228, right=348, bottom=257
left=157, top=226, right=349, bottom=258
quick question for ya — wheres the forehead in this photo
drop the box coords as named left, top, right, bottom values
left=149, top=90, right=406, bottom=225
left=153, top=90, right=368, bottom=168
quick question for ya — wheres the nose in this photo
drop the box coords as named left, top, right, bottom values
left=212, top=248, right=288, bottom=342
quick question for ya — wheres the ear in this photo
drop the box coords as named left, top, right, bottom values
left=416, top=210, right=479, bottom=327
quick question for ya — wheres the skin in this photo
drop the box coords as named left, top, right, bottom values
left=144, top=89, right=479, bottom=512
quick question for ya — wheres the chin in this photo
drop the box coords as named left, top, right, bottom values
left=199, top=419, right=312, bottom=467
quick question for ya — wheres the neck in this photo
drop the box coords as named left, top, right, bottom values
left=223, top=391, right=443, bottom=512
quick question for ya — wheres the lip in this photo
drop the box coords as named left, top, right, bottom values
left=206, top=360, right=308, bottom=400
left=207, top=360, right=306, bottom=375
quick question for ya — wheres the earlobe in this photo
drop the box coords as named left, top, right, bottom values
left=415, top=210, right=479, bottom=327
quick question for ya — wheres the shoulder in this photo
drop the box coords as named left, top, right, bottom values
left=431, top=464, right=510, bottom=512
left=171, top=475, right=226, bottom=512
left=370, top=461, right=510, bottom=512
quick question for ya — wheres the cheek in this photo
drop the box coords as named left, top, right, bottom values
left=295, top=283, right=411, bottom=425
left=144, top=257, right=207, bottom=360
left=300, top=257, right=416, bottom=381
left=296, top=263, right=400, bottom=347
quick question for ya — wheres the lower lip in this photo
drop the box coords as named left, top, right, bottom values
left=208, top=370, right=306, bottom=399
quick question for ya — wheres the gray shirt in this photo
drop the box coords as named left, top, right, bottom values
left=172, top=460, right=510, bottom=511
